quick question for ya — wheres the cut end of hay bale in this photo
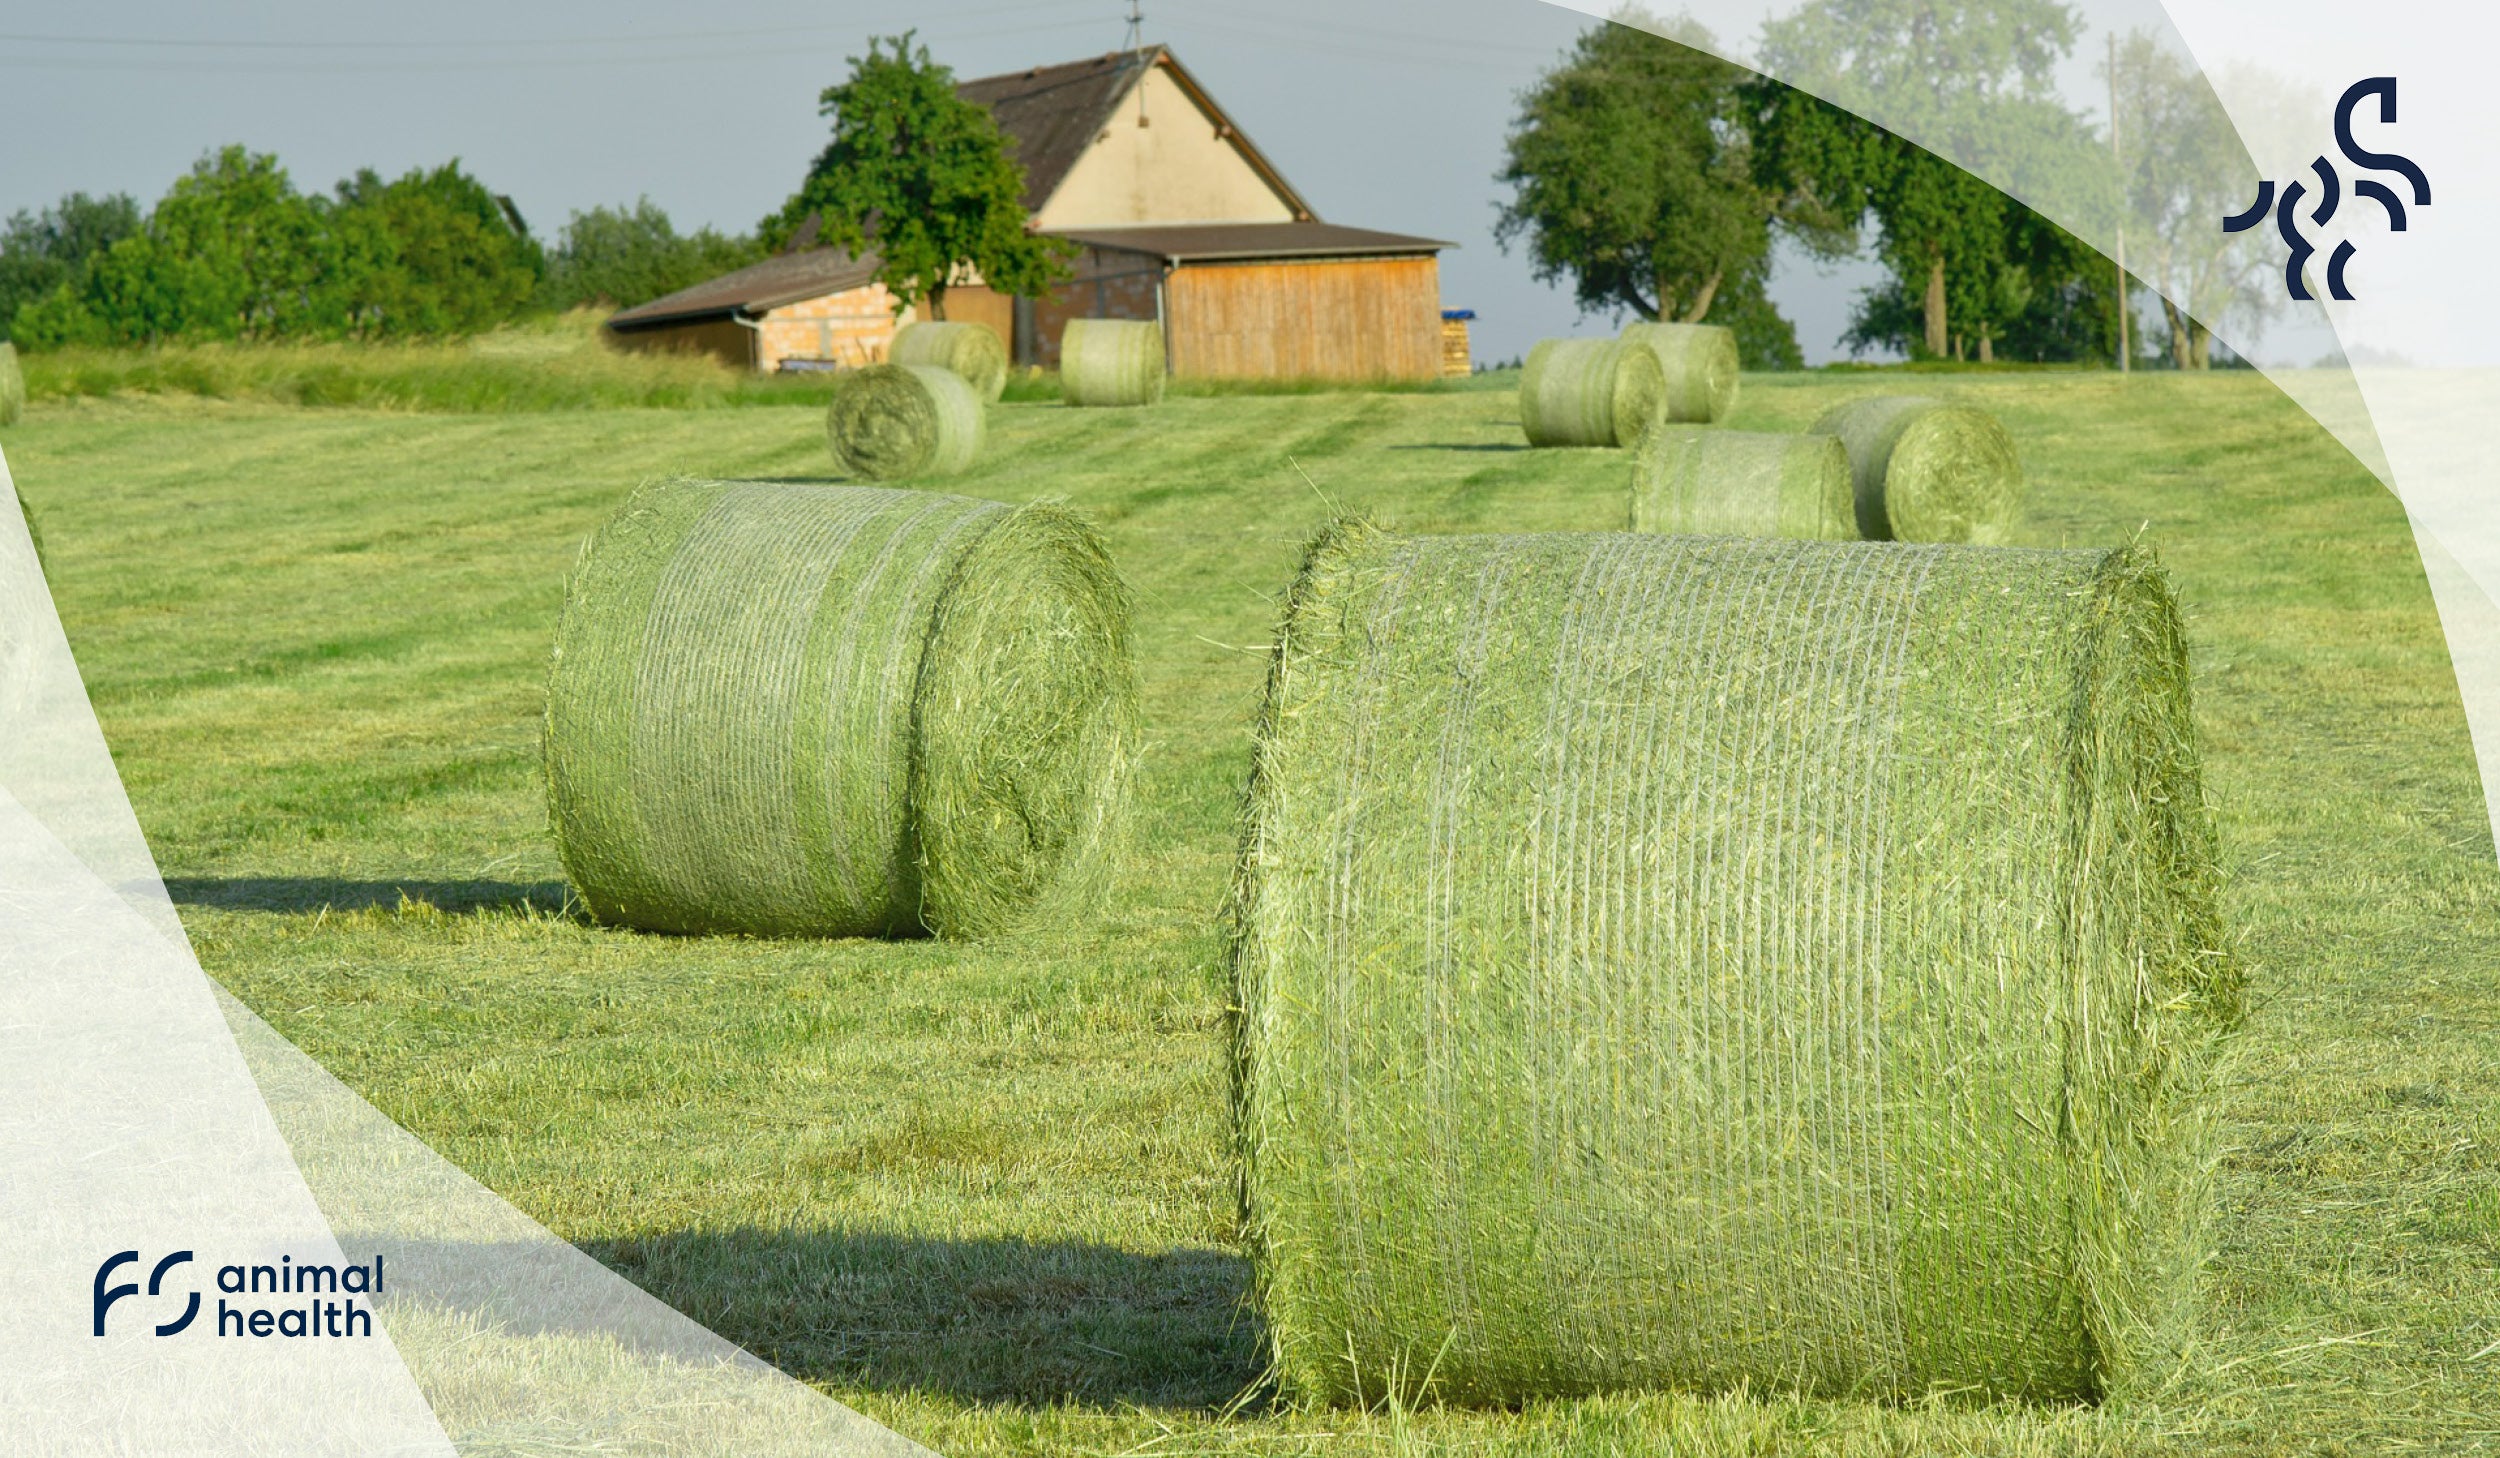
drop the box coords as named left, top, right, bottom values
left=1630, top=426, right=1854, bottom=540
left=825, top=364, right=986, bottom=480
left=1810, top=395, right=2025, bottom=543
left=0, top=343, right=23, bottom=428
left=1620, top=321, right=1740, bottom=423
left=1233, top=522, right=2232, bottom=1409
left=1059, top=318, right=1166, bottom=407
left=1519, top=337, right=1665, bottom=448
left=544, top=479, right=1137, bottom=940
left=889, top=320, right=1010, bottom=403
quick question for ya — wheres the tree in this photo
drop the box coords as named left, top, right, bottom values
left=1749, top=0, right=2105, bottom=361
left=1495, top=11, right=1792, bottom=328
left=327, top=162, right=543, bottom=338
left=542, top=200, right=763, bottom=311
left=0, top=193, right=142, bottom=341
left=765, top=32, right=1068, bottom=319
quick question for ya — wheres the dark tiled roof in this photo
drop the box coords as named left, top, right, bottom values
left=1050, top=222, right=1454, bottom=263
left=956, top=46, right=1311, bottom=221
left=605, top=247, right=882, bottom=329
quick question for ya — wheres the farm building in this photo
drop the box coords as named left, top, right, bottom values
left=606, top=45, right=1455, bottom=381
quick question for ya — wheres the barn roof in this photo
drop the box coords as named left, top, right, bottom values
left=1053, top=221, right=1454, bottom=263
left=604, top=246, right=883, bottom=330
left=957, top=46, right=1313, bottom=221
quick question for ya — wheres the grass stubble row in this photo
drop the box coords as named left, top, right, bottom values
left=544, top=479, right=1137, bottom=940
left=1230, top=520, right=2238, bottom=1409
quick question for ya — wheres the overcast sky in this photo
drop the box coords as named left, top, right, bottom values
left=0, top=0, right=1896, bottom=364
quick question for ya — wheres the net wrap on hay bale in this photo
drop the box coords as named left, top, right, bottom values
left=0, top=343, right=23, bottom=427
left=546, top=479, right=1137, bottom=940
left=825, top=364, right=986, bottom=480
left=1059, top=318, right=1166, bottom=407
left=1620, top=321, right=1739, bottom=423
left=889, top=321, right=1010, bottom=403
left=1811, top=395, right=2026, bottom=543
left=1518, top=337, right=1665, bottom=448
left=1630, top=426, right=1855, bottom=540
left=1231, top=521, right=2236, bottom=1408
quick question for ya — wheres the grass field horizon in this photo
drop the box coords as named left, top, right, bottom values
left=8, top=365, right=2496, bottom=1453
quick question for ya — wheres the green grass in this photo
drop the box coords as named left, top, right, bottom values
left=8, top=368, right=2498, bottom=1453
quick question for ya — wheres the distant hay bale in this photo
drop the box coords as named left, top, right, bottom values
left=1620, top=321, right=1739, bottom=423
left=1059, top=319, right=1165, bottom=407
left=1810, top=395, right=2026, bottom=543
left=1233, top=521, right=2236, bottom=1410
left=1630, top=426, right=1854, bottom=539
left=1518, top=337, right=1664, bottom=447
left=0, top=343, right=23, bottom=427
left=889, top=321, right=1009, bottom=403
left=545, top=479, right=1137, bottom=940
left=825, top=364, right=985, bottom=480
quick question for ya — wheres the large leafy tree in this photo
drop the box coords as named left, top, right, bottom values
left=1748, top=0, right=2108, bottom=361
left=543, top=200, right=761, bottom=311
left=1496, top=13, right=1787, bottom=329
left=767, top=32, right=1069, bottom=319
left=328, top=162, right=543, bottom=338
left=0, top=193, right=142, bottom=342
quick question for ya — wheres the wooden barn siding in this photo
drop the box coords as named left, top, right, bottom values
left=1166, top=256, right=1441, bottom=381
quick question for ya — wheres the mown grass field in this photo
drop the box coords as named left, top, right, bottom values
left=8, top=363, right=2497, bottom=1454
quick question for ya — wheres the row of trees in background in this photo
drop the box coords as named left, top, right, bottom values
left=1500, top=2, right=2264, bottom=367
left=0, top=151, right=764, bottom=347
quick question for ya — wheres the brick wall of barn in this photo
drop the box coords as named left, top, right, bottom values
left=1164, top=256, right=1442, bottom=382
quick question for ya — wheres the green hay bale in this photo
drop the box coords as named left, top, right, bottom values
left=1059, top=319, right=1166, bottom=407
left=889, top=320, right=1009, bottom=403
left=1619, top=320, right=1739, bottom=422
left=825, top=364, right=985, bottom=480
left=1629, top=426, right=1854, bottom=540
left=1232, top=521, right=2236, bottom=1410
left=545, top=479, right=1137, bottom=940
left=0, top=343, right=23, bottom=427
left=1810, top=395, right=2026, bottom=543
left=1518, top=337, right=1664, bottom=448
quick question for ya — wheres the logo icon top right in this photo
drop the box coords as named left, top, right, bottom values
left=2223, top=77, right=2431, bottom=302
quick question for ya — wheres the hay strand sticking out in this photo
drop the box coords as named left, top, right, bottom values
left=1518, top=337, right=1664, bottom=447
left=1810, top=394, right=2026, bottom=543
left=1629, top=426, right=1855, bottom=539
left=545, top=479, right=1137, bottom=940
left=1232, top=522, right=2236, bottom=1410
left=889, top=320, right=1010, bottom=403
left=0, top=343, right=23, bottom=427
left=1620, top=320, right=1739, bottom=422
left=1059, top=318, right=1166, bottom=407
left=825, top=364, right=986, bottom=480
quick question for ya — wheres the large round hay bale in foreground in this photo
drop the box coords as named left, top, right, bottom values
left=0, top=343, right=23, bottom=427
left=889, top=320, right=1009, bottom=403
left=1518, top=337, right=1664, bottom=447
left=1619, top=320, right=1739, bottom=423
left=1811, top=395, right=2026, bottom=543
left=825, top=364, right=985, bottom=480
left=1233, top=522, right=2236, bottom=1408
left=1630, top=426, right=1854, bottom=539
left=546, top=479, right=1136, bottom=940
left=1059, top=318, right=1165, bottom=407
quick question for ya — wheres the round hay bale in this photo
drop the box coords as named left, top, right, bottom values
left=889, top=320, right=1009, bottom=403
left=825, top=364, right=985, bottom=480
left=0, top=343, right=24, bottom=428
left=545, top=479, right=1137, bottom=940
left=1518, top=337, right=1664, bottom=448
left=1810, top=395, right=2026, bottom=543
left=1059, top=318, right=1165, bottom=407
left=1620, top=320, right=1739, bottom=422
left=1629, top=426, right=1855, bottom=539
left=1232, top=522, right=2236, bottom=1409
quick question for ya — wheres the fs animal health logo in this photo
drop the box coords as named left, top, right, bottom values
left=2223, top=77, right=2431, bottom=301
left=94, top=1248, right=385, bottom=1340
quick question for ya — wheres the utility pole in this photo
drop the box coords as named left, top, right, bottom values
left=2109, top=30, right=2130, bottom=374
left=1125, top=0, right=1148, bottom=126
